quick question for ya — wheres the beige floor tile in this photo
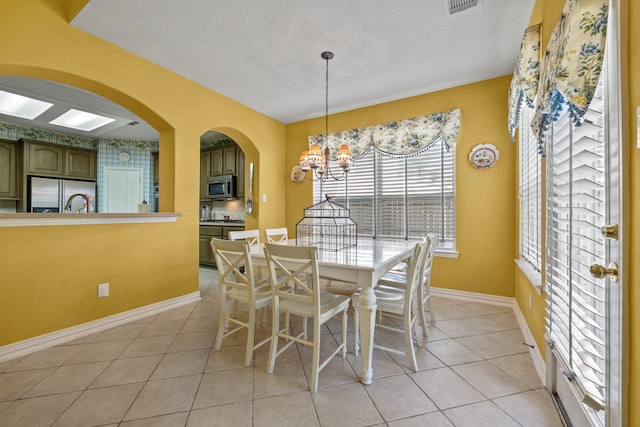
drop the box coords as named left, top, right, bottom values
left=189, top=402, right=252, bottom=427
left=181, top=316, right=217, bottom=333
left=346, top=348, right=406, bottom=380
left=410, top=367, right=485, bottom=410
left=443, top=401, right=520, bottom=427
left=253, top=391, right=319, bottom=427
left=139, top=319, right=186, bottom=337
left=121, top=412, right=189, bottom=427
left=312, top=382, right=383, bottom=427
left=494, top=390, right=565, bottom=427
left=150, top=349, right=209, bottom=380
left=388, top=411, right=454, bottom=426
left=167, top=331, right=215, bottom=353
left=154, top=307, right=194, bottom=322
left=123, top=374, right=201, bottom=421
left=23, top=361, right=110, bottom=397
left=455, top=335, right=521, bottom=359
left=0, top=391, right=80, bottom=427
left=0, top=402, right=9, bottom=413
left=65, top=339, right=131, bottom=364
left=0, top=368, right=53, bottom=401
left=489, top=353, right=543, bottom=389
left=429, top=296, right=463, bottom=307
left=432, top=318, right=481, bottom=338
left=192, top=368, right=253, bottom=408
left=95, top=323, right=147, bottom=342
left=366, top=374, right=437, bottom=421
left=0, top=357, right=22, bottom=373
left=425, top=339, right=482, bottom=366
left=388, top=345, right=445, bottom=372
left=460, top=313, right=519, bottom=334
left=452, top=361, right=528, bottom=399
left=52, top=382, right=144, bottom=426
left=118, top=335, right=176, bottom=359
left=296, top=333, right=341, bottom=359
left=253, top=337, right=301, bottom=367
left=89, top=355, right=162, bottom=388
left=421, top=324, right=451, bottom=341
left=300, top=354, right=358, bottom=389
left=206, top=343, right=254, bottom=371
left=486, top=329, right=530, bottom=352
left=5, top=344, right=85, bottom=371
left=254, top=360, right=309, bottom=398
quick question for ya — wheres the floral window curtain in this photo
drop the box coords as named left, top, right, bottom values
left=508, top=24, right=542, bottom=141
left=532, top=0, right=609, bottom=153
left=308, top=109, right=460, bottom=158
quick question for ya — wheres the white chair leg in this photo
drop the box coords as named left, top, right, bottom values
left=245, top=309, right=256, bottom=367
left=426, top=296, right=436, bottom=323
left=214, top=306, right=226, bottom=351
left=266, top=302, right=279, bottom=375
left=418, top=286, right=429, bottom=338
left=405, top=312, right=418, bottom=371
left=342, top=308, right=348, bottom=358
left=310, top=319, right=321, bottom=393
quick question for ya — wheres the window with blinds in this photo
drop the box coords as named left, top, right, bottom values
left=315, top=139, right=455, bottom=250
left=519, top=104, right=542, bottom=273
left=545, top=79, right=607, bottom=418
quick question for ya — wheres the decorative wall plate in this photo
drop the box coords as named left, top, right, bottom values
left=469, top=143, right=499, bottom=168
left=119, top=151, right=131, bottom=162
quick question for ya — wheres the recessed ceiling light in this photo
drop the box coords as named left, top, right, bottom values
left=49, top=109, right=115, bottom=132
left=0, top=89, right=54, bottom=120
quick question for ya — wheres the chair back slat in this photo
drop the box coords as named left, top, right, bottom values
left=211, top=238, right=255, bottom=292
left=264, top=227, right=289, bottom=243
left=228, top=229, right=261, bottom=245
left=403, top=240, right=429, bottom=308
left=264, top=243, right=320, bottom=312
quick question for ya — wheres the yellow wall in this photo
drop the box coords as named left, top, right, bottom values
left=286, top=77, right=517, bottom=297
left=0, top=0, right=286, bottom=346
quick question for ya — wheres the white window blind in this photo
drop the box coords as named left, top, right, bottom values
left=315, top=140, right=455, bottom=250
left=519, top=103, right=542, bottom=272
left=545, top=80, right=607, bottom=414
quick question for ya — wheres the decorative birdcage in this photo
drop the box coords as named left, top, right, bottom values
left=296, top=195, right=357, bottom=251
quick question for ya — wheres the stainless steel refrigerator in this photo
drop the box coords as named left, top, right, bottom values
left=28, top=176, right=96, bottom=213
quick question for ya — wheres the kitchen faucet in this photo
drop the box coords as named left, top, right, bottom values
left=64, top=193, right=91, bottom=213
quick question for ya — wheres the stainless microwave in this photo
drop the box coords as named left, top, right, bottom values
left=207, top=175, right=236, bottom=199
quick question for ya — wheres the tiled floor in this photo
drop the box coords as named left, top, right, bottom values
left=0, top=267, right=564, bottom=426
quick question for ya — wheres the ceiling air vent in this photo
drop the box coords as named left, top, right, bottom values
left=443, top=0, right=479, bottom=15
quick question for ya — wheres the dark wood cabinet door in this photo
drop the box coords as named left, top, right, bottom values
left=0, top=140, right=17, bottom=199
left=28, top=143, right=64, bottom=176
left=65, top=148, right=96, bottom=179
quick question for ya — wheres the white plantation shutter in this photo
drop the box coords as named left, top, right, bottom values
left=315, top=140, right=455, bottom=250
left=545, top=79, right=607, bottom=415
left=519, top=104, right=542, bottom=272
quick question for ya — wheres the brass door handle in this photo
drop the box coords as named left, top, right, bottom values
left=590, top=263, right=619, bottom=282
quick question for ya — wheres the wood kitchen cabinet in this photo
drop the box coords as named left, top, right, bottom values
left=27, top=141, right=64, bottom=176
left=25, top=140, right=97, bottom=180
left=153, top=152, right=159, bottom=185
left=222, top=146, right=236, bottom=175
left=236, top=146, right=245, bottom=199
left=210, top=148, right=223, bottom=177
left=200, top=150, right=211, bottom=198
left=0, top=139, right=19, bottom=199
left=65, top=147, right=96, bottom=179
left=199, top=223, right=245, bottom=265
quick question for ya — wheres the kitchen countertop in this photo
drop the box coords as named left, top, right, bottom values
left=0, top=212, right=181, bottom=227
left=199, top=220, right=245, bottom=227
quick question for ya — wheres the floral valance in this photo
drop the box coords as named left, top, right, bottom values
left=508, top=24, right=542, bottom=140
left=532, top=0, right=609, bottom=153
left=308, top=108, right=460, bottom=158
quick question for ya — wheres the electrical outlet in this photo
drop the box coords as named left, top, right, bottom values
left=262, top=193, right=267, bottom=203
left=528, top=293, right=532, bottom=310
left=98, top=283, right=110, bottom=298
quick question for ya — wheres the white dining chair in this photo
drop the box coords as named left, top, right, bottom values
left=263, top=243, right=350, bottom=392
left=211, top=238, right=272, bottom=367
left=351, top=239, right=429, bottom=372
left=228, top=229, right=261, bottom=245
left=377, top=235, right=437, bottom=337
left=264, top=227, right=288, bottom=243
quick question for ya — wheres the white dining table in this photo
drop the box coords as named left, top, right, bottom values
left=249, top=237, right=418, bottom=385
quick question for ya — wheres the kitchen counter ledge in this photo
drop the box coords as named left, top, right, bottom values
left=0, top=213, right=181, bottom=227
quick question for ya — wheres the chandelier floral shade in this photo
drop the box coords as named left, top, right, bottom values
left=307, top=108, right=460, bottom=158
left=508, top=0, right=609, bottom=155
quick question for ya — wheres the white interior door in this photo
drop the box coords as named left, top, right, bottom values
left=104, top=167, right=143, bottom=213
left=544, top=13, right=623, bottom=427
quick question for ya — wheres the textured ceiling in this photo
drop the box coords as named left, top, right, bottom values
left=0, top=0, right=535, bottom=140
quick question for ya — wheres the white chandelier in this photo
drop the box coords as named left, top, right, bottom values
left=299, top=51, right=353, bottom=181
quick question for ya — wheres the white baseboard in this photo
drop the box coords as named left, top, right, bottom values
left=0, top=291, right=201, bottom=364
left=431, top=286, right=546, bottom=386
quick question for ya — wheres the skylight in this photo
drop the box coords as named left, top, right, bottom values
left=0, top=89, right=54, bottom=120
left=49, top=109, right=115, bottom=132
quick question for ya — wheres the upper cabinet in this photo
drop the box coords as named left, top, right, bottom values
left=222, top=146, right=236, bottom=175
left=0, top=139, right=19, bottom=199
left=153, top=152, right=159, bottom=185
left=25, top=140, right=97, bottom=180
left=66, top=148, right=96, bottom=179
left=236, top=146, right=245, bottom=199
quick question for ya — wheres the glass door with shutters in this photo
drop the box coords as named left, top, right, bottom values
left=544, top=23, right=623, bottom=427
